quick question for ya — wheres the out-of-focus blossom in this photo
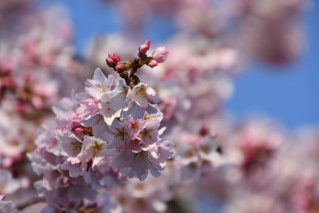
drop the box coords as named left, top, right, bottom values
left=100, top=0, right=305, bottom=66
left=174, top=125, right=222, bottom=181
left=0, top=195, right=12, bottom=213
left=0, top=0, right=33, bottom=31
left=112, top=175, right=175, bottom=213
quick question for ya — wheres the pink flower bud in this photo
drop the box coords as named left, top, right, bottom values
left=74, top=127, right=85, bottom=135
left=148, top=59, right=158, bottom=68
left=112, top=53, right=120, bottom=64
left=138, top=39, right=151, bottom=54
left=72, top=118, right=81, bottom=127
left=152, top=46, right=168, bottom=63
left=199, top=124, right=210, bottom=136
left=139, top=45, right=149, bottom=54
left=106, top=53, right=121, bottom=67
left=105, top=58, right=113, bottom=66
left=115, top=63, right=126, bottom=72
left=144, top=39, right=150, bottom=47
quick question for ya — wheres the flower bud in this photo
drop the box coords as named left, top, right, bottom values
left=115, top=62, right=127, bottom=72
left=199, top=124, right=210, bottom=136
left=72, top=118, right=81, bottom=127
left=148, top=59, right=158, bottom=68
left=152, top=46, right=169, bottom=63
left=112, top=53, right=120, bottom=64
left=106, top=53, right=121, bottom=68
left=138, top=39, right=151, bottom=54
left=105, top=58, right=112, bottom=66
left=74, top=127, right=85, bottom=135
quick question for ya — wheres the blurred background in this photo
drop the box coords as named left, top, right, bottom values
left=36, top=0, right=319, bottom=130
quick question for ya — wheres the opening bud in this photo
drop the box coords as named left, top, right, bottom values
left=152, top=46, right=169, bottom=63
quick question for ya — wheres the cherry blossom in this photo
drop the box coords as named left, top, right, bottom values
left=27, top=40, right=174, bottom=212
left=0, top=195, right=12, bottom=213
left=0, top=1, right=313, bottom=212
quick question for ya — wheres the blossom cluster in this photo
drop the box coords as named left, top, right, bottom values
left=0, top=5, right=82, bottom=212
left=28, top=41, right=173, bottom=212
left=77, top=1, right=312, bottom=210
left=175, top=125, right=221, bottom=181
left=0, top=0, right=33, bottom=31
left=0, top=1, right=316, bottom=212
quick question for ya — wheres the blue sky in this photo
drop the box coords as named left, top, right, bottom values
left=38, top=0, right=319, bottom=129
left=226, top=4, right=319, bottom=129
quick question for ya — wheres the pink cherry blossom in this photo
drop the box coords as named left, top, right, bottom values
left=0, top=195, right=12, bottom=213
